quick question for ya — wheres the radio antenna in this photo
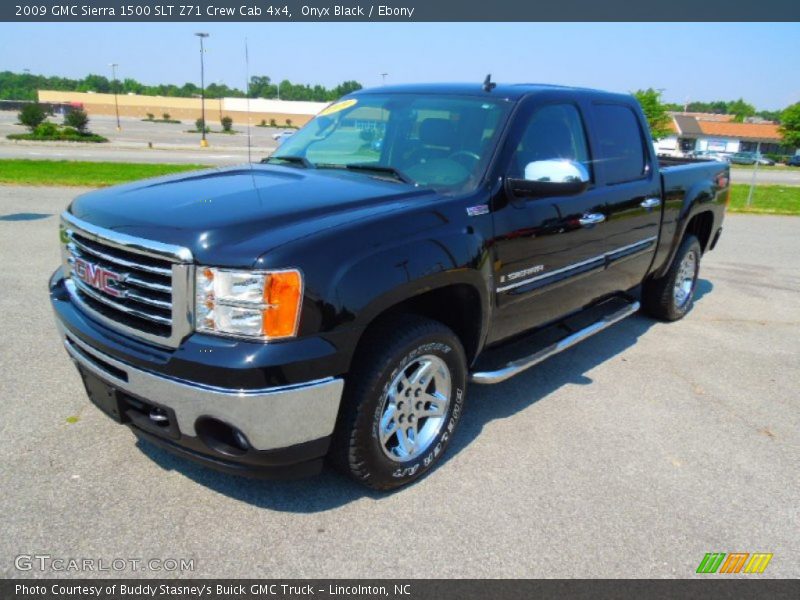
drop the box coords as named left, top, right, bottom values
left=244, top=37, right=252, bottom=165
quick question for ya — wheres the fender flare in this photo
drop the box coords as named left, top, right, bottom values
left=331, top=234, right=493, bottom=361
left=654, top=181, right=717, bottom=278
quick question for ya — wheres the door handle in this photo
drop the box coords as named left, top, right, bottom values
left=640, top=197, right=661, bottom=209
left=578, top=212, right=606, bottom=227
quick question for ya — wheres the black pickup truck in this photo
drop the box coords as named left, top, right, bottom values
left=49, top=82, right=729, bottom=490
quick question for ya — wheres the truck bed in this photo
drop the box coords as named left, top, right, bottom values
left=658, top=157, right=729, bottom=186
left=657, top=156, right=726, bottom=169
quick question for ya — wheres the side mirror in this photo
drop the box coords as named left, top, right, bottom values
left=506, top=159, right=590, bottom=199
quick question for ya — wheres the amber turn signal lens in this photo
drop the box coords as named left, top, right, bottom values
left=263, top=270, right=302, bottom=338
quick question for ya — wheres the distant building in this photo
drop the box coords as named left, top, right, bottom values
left=654, top=112, right=794, bottom=157
left=674, top=112, right=735, bottom=123
left=37, top=90, right=328, bottom=127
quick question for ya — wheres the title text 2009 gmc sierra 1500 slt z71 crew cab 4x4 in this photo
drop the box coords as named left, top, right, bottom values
left=50, top=81, right=728, bottom=490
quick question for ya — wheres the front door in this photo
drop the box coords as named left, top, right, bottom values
left=489, top=101, right=612, bottom=344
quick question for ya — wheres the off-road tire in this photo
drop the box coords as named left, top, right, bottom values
left=330, top=314, right=467, bottom=491
left=642, top=234, right=702, bottom=321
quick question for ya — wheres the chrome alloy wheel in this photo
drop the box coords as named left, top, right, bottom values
left=378, top=354, right=451, bottom=462
left=673, top=250, right=698, bottom=308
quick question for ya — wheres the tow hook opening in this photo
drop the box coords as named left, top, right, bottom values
left=148, top=407, right=170, bottom=427
left=195, top=417, right=251, bottom=457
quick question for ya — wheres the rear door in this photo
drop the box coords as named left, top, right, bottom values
left=587, top=102, right=662, bottom=291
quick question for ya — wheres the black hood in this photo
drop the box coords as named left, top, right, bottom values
left=69, top=164, right=434, bottom=266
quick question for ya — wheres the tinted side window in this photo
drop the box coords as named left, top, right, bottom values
left=592, top=104, right=647, bottom=184
left=512, top=104, right=592, bottom=179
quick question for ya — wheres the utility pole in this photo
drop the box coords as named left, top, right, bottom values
left=194, top=32, right=209, bottom=147
left=217, top=79, right=223, bottom=122
left=109, top=63, right=121, bottom=131
left=746, top=141, right=761, bottom=207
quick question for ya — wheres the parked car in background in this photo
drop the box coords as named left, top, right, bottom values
left=653, top=139, right=685, bottom=158
left=272, top=130, right=295, bottom=145
left=692, top=150, right=730, bottom=162
left=729, top=152, right=775, bottom=166
left=786, top=155, right=800, bottom=167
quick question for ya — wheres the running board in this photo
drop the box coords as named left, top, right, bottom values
left=470, top=300, right=640, bottom=384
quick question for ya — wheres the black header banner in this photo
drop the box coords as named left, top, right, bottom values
left=3, top=0, right=800, bottom=22
left=2, top=579, right=800, bottom=600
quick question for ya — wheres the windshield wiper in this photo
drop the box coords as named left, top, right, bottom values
left=342, top=163, right=415, bottom=185
left=264, top=155, right=314, bottom=169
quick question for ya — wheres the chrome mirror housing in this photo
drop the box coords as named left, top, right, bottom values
left=506, top=160, right=590, bottom=199
left=524, top=159, right=590, bottom=184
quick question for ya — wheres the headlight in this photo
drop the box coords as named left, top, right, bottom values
left=195, top=267, right=303, bottom=340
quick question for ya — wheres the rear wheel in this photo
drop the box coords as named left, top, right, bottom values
left=642, top=234, right=702, bottom=321
left=330, top=315, right=467, bottom=490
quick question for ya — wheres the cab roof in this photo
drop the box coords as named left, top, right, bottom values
left=353, top=82, right=632, bottom=103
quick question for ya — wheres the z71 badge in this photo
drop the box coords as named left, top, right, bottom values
left=466, top=204, right=490, bottom=217
left=500, top=265, right=545, bottom=283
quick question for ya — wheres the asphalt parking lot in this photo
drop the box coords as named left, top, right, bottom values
left=0, top=111, right=279, bottom=164
left=0, top=184, right=798, bottom=578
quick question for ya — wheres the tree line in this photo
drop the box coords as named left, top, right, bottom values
left=661, top=98, right=781, bottom=123
left=0, top=71, right=362, bottom=102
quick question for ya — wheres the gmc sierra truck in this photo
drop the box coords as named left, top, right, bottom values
left=49, top=82, right=728, bottom=490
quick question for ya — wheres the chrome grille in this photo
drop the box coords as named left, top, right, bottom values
left=60, top=212, right=194, bottom=348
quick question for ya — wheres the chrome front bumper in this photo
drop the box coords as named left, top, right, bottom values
left=57, top=324, right=344, bottom=452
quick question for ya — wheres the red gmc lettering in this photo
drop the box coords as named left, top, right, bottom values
left=73, top=258, right=121, bottom=297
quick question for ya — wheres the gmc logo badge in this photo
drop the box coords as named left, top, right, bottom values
left=73, top=257, right=122, bottom=297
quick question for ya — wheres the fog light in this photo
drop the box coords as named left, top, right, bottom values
left=195, top=417, right=251, bottom=456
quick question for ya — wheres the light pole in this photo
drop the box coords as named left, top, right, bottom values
left=109, top=63, right=121, bottom=131
left=194, top=32, right=209, bottom=147
left=217, top=79, right=224, bottom=122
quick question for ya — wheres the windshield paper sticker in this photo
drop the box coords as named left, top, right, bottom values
left=319, top=99, right=358, bottom=116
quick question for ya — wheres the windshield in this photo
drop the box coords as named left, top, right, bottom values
left=269, top=93, right=513, bottom=193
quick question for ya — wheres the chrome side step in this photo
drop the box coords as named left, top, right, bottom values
left=470, top=300, right=640, bottom=384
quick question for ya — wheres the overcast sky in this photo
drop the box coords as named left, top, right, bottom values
left=1, top=22, right=798, bottom=110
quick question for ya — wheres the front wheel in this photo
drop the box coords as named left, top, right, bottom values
left=642, top=234, right=702, bottom=321
left=330, top=315, right=467, bottom=490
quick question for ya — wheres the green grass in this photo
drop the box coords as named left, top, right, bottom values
left=141, top=118, right=182, bottom=124
left=0, top=159, right=209, bottom=187
left=8, top=132, right=108, bottom=143
left=729, top=184, right=800, bottom=215
left=729, top=164, right=788, bottom=172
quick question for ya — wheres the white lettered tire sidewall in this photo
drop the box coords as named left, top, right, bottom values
left=367, top=340, right=465, bottom=484
left=336, top=317, right=468, bottom=490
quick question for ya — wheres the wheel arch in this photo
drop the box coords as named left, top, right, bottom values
left=683, top=211, right=715, bottom=253
left=349, top=279, right=489, bottom=371
left=652, top=180, right=719, bottom=279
